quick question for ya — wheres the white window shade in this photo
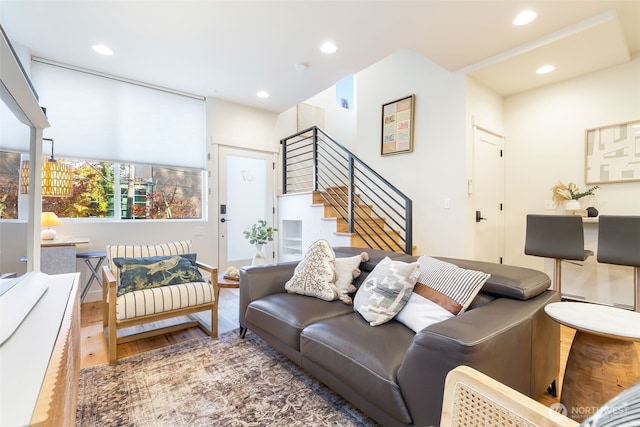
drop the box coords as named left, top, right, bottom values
left=30, top=60, right=206, bottom=169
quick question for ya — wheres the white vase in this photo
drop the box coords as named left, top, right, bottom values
left=252, top=243, right=266, bottom=266
left=565, top=199, right=580, bottom=211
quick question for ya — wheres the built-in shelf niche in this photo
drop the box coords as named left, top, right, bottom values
left=282, top=220, right=302, bottom=256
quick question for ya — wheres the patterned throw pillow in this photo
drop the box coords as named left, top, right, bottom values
left=284, top=240, right=338, bottom=301
left=113, top=253, right=204, bottom=296
left=395, top=256, right=490, bottom=332
left=353, top=257, right=419, bottom=326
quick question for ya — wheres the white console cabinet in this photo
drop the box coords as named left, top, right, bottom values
left=0, top=273, right=80, bottom=426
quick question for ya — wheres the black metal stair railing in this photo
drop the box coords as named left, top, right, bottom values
left=281, top=126, right=412, bottom=254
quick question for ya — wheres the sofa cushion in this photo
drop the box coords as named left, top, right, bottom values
left=285, top=239, right=338, bottom=301
left=353, top=257, right=419, bottom=326
left=245, top=293, right=354, bottom=350
left=301, top=313, right=414, bottom=424
left=113, top=254, right=204, bottom=296
left=436, top=257, right=551, bottom=300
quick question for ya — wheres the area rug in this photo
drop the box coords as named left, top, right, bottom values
left=76, top=330, right=379, bottom=426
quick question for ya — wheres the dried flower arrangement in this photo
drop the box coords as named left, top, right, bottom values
left=551, top=181, right=599, bottom=205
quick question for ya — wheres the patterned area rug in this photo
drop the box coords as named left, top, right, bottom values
left=76, top=331, right=379, bottom=426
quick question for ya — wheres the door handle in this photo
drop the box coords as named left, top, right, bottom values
left=475, top=211, right=487, bottom=222
left=220, top=218, right=231, bottom=223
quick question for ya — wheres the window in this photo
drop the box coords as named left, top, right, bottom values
left=0, top=151, right=20, bottom=219
left=0, top=151, right=204, bottom=220
left=336, top=75, right=355, bottom=110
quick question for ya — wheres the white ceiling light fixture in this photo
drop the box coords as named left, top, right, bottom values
left=536, top=65, right=556, bottom=74
left=92, top=44, right=113, bottom=56
left=256, top=90, right=269, bottom=98
left=294, top=62, right=308, bottom=72
left=320, top=41, right=337, bottom=54
left=513, top=10, right=537, bottom=26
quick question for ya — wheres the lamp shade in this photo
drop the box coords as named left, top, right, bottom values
left=42, top=159, right=73, bottom=197
left=20, top=158, right=73, bottom=197
left=19, top=138, right=74, bottom=197
left=41, top=212, right=62, bottom=227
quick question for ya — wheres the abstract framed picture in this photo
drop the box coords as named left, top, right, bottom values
left=381, top=95, right=415, bottom=156
left=585, top=119, right=640, bottom=184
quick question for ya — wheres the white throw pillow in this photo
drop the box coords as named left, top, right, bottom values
left=394, top=283, right=454, bottom=332
left=284, top=239, right=338, bottom=301
left=333, top=252, right=369, bottom=304
left=353, top=257, right=419, bottom=326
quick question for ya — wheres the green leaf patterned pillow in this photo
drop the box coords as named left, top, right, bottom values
left=113, top=254, right=204, bottom=296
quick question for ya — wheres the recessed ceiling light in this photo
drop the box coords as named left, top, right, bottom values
left=513, top=10, right=537, bottom=26
left=256, top=91, right=269, bottom=98
left=92, top=44, right=113, bottom=56
left=320, top=41, right=337, bottom=54
left=536, top=65, right=556, bottom=74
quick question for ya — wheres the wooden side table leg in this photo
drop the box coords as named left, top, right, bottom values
left=561, top=331, right=640, bottom=422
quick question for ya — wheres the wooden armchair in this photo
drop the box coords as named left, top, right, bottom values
left=441, top=366, right=579, bottom=427
left=102, top=240, right=218, bottom=364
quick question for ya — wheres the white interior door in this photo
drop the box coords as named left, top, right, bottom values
left=218, top=146, right=276, bottom=270
left=473, top=126, right=505, bottom=263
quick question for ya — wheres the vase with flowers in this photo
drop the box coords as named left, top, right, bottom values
left=551, top=181, right=599, bottom=212
left=243, top=220, right=277, bottom=265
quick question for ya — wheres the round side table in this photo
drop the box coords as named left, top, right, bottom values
left=545, top=302, right=640, bottom=422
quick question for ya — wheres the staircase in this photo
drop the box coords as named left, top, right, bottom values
left=311, top=188, right=410, bottom=252
left=281, top=127, right=412, bottom=254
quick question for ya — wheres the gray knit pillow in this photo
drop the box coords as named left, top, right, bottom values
left=353, top=257, right=419, bottom=326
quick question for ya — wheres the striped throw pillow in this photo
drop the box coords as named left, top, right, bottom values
left=395, top=256, right=490, bottom=332
left=414, top=256, right=490, bottom=314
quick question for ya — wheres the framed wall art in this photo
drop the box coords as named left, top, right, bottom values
left=381, top=95, right=415, bottom=156
left=585, top=119, right=640, bottom=184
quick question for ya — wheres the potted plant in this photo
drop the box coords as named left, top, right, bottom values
left=551, top=181, right=599, bottom=211
left=243, top=220, right=277, bottom=265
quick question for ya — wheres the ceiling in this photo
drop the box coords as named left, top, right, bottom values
left=1, top=1, right=639, bottom=113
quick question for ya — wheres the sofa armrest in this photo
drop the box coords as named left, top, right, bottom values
left=239, top=262, right=298, bottom=329
left=397, top=292, right=559, bottom=427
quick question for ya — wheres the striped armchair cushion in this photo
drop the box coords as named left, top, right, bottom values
left=115, top=281, right=214, bottom=320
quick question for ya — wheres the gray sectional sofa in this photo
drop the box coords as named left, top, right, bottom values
left=239, top=247, right=560, bottom=427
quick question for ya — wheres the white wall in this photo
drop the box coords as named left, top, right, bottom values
left=504, top=54, right=640, bottom=270
left=277, top=50, right=470, bottom=257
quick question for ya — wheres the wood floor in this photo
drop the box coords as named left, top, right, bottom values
left=79, top=290, right=627, bottom=409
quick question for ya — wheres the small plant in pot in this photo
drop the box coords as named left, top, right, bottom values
left=243, top=220, right=277, bottom=265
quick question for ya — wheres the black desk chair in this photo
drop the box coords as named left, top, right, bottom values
left=525, top=214, right=593, bottom=296
left=597, top=215, right=640, bottom=312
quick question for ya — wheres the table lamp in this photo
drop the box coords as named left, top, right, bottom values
left=41, top=212, right=63, bottom=240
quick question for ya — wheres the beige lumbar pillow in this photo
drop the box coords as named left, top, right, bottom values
left=284, top=239, right=338, bottom=301
left=334, top=252, right=369, bottom=304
